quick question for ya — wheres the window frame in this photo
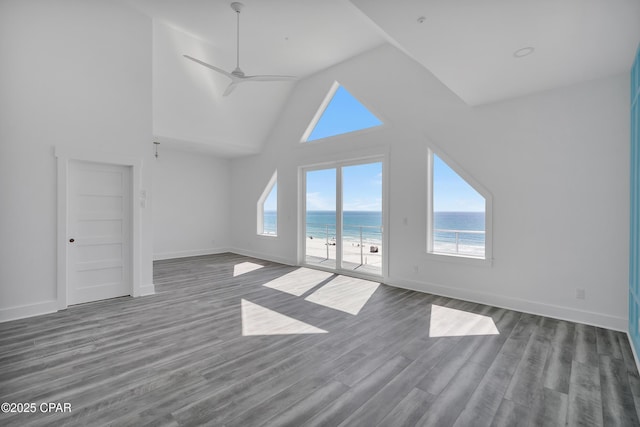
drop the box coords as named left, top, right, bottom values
left=257, top=170, right=278, bottom=237
left=427, top=147, right=493, bottom=265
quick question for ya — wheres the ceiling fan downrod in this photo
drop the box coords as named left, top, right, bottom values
left=231, top=2, right=244, bottom=77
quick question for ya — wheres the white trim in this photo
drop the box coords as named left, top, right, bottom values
left=229, top=247, right=296, bottom=267
left=56, top=154, right=69, bottom=309
left=154, top=248, right=294, bottom=267
left=139, top=284, right=156, bottom=296
left=300, top=119, right=386, bottom=146
left=300, top=81, right=340, bottom=142
left=55, top=146, right=144, bottom=307
left=153, top=247, right=230, bottom=261
left=0, top=300, right=58, bottom=323
left=388, top=276, right=627, bottom=332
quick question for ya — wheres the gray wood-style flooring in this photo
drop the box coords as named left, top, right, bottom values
left=1, top=253, right=639, bottom=426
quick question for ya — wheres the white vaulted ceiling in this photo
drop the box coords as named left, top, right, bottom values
left=120, top=0, right=386, bottom=156
left=350, top=0, right=640, bottom=106
left=120, top=0, right=640, bottom=156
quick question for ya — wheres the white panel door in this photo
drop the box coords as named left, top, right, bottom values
left=68, top=161, right=132, bottom=305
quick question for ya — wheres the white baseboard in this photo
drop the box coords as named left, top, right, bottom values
left=139, top=283, right=155, bottom=296
left=0, top=287, right=155, bottom=323
left=153, top=247, right=230, bottom=261
left=628, top=332, right=640, bottom=373
left=0, top=300, right=58, bottom=323
left=388, top=276, right=627, bottom=332
left=228, top=247, right=296, bottom=267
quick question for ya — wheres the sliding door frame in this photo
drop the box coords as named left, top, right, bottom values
left=298, top=154, right=388, bottom=281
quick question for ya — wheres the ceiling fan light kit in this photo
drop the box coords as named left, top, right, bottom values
left=183, top=2, right=297, bottom=96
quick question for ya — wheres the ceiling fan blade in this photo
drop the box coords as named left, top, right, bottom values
left=223, top=82, right=238, bottom=96
left=183, top=55, right=234, bottom=79
left=243, top=75, right=298, bottom=82
left=186, top=4, right=297, bottom=97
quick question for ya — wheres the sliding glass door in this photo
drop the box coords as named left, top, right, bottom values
left=304, top=160, right=383, bottom=276
left=305, top=169, right=337, bottom=269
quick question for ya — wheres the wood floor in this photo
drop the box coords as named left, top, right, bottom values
left=1, top=253, right=639, bottom=426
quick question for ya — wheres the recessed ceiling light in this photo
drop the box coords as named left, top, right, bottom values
left=513, top=46, right=535, bottom=58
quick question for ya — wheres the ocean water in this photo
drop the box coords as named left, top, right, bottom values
left=306, top=211, right=382, bottom=243
left=264, top=211, right=485, bottom=247
left=263, top=211, right=278, bottom=235
left=433, top=211, right=485, bottom=247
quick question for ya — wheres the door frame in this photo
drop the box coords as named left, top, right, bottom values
left=298, top=153, right=389, bottom=280
left=55, top=147, right=143, bottom=310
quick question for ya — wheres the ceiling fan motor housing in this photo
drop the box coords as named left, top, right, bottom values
left=231, top=2, right=244, bottom=13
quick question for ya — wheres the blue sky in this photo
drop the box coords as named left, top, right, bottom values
left=307, top=85, right=382, bottom=141
left=301, top=156, right=484, bottom=212
left=433, top=154, right=485, bottom=212
left=298, top=84, right=484, bottom=213
left=263, top=183, right=277, bottom=211
left=305, top=84, right=383, bottom=211
left=306, top=168, right=336, bottom=211
left=306, top=163, right=382, bottom=211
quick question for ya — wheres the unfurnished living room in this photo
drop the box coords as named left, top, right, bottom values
left=2, top=0, right=640, bottom=426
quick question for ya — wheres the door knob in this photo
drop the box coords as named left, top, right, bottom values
left=69, top=238, right=75, bottom=243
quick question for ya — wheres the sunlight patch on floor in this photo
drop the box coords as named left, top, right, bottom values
left=233, top=262, right=264, bottom=277
left=241, top=299, right=327, bottom=336
left=305, top=276, right=380, bottom=315
left=263, top=268, right=333, bottom=296
left=429, top=305, right=499, bottom=338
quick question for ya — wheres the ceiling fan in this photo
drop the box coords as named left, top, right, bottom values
left=184, top=2, right=297, bottom=96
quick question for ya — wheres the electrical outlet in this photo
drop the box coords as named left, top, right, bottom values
left=576, top=288, right=586, bottom=300
left=413, top=265, right=419, bottom=273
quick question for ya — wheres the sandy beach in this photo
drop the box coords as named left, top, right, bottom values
left=432, top=242, right=484, bottom=258
left=305, top=236, right=382, bottom=269
left=304, top=236, right=484, bottom=269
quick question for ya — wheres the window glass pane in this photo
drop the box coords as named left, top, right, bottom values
left=262, top=183, right=277, bottom=235
left=305, top=85, right=382, bottom=142
left=433, top=154, right=485, bottom=258
left=306, top=169, right=337, bottom=267
left=342, top=162, right=382, bottom=275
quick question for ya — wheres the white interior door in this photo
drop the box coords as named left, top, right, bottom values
left=68, top=160, right=132, bottom=305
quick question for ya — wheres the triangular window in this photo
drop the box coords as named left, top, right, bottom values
left=302, top=82, right=382, bottom=142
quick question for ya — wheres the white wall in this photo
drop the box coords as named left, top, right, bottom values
left=152, top=148, right=231, bottom=259
left=229, top=44, right=630, bottom=330
left=0, top=0, right=153, bottom=321
left=152, top=21, right=294, bottom=156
